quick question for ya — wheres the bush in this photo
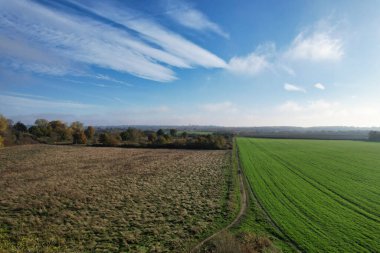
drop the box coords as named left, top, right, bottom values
left=209, top=231, right=277, bottom=253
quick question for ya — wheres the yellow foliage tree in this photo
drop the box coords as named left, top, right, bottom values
left=0, top=115, right=8, bottom=147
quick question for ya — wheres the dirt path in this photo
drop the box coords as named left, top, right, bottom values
left=190, top=149, right=248, bottom=253
left=191, top=145, right=302, bottom=253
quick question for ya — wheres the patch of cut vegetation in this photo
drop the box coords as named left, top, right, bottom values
left=237, top=138, right=380, bottom=252
left=0, top=145, right=232, bottom=252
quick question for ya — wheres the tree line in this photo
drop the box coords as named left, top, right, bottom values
left=0, top=115, right=230, bottom=149
left=368, top=131, right=380, bottom=142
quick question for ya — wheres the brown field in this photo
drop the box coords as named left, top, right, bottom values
left=0, top=145, right=233, bottom=253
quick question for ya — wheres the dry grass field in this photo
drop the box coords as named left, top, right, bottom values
left=0, top=145, right=232, bottom=253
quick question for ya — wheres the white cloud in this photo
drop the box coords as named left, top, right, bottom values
left=285, top=29, right=343, bottom=61
left=0, top=0, right=226, bottom=82
left=284, top=83, right=306, bottom=93
left=199, top=101, right=238, bottom=113
left=314, top=82, right=326, bottom=90
left=69, top=1, right=226, bottom=69
left=227, top=43, right=275, bottom=75
left=166, top=0, right=229, bottom=38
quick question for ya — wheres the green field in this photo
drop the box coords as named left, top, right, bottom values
left=237, top=137, right=380, bottom=252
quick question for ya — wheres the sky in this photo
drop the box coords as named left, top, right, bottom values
left=1, top=0, right=380, bottom=127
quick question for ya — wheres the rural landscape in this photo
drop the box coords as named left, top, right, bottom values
left=1, top=0, right=380, bottom=252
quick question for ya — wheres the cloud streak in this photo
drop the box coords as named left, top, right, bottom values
left=0, top=94, right=98, bottom=110
left=0, top=0, right=226, bottom=82
left=166, top=0, right=229, bottom=38
left=284, top=83, right=306, bottom=93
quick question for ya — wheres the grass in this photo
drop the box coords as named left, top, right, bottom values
left=237, top=137, right=380, bottom=252
left=0, top=144, right=235, bottom=252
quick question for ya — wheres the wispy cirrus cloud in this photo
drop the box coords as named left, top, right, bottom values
left=0, top=94, right=98, bottom=110
left=284, top=24, right=344, bottom=61
left=0, top=0, right=226, bottom=82
left=284, top=83, right=306, bottom=93
left=71, top=1, right=226, bottom=69
left=227, top=43, right=274, bottom=75
left=165, top=0, right=229, bottom=38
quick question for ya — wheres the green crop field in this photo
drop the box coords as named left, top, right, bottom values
left=237, top=137, right=380, bottom=252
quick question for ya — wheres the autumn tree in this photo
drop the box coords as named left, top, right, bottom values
left=48, top=120, right=71, bottom=142
left=70, top=121, right=84, bottom=131
left=71, top=121, right=86, bottom=144
left=98, top=133, right=120, bottom=146
left=84, top=126, right=95, bottom=140
left=72, top=130, right=87, bottom=144
left=0, top=115, right=7, bottom=147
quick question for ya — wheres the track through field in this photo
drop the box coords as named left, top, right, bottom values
left=190, top=147, right=248, bottom=253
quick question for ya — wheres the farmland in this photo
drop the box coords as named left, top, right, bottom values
left=0, top=145, right=234, bottom=252
left=237, top=138, right=380, bottom=252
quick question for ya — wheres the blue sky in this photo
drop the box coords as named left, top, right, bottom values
left=1, top=0, right=380, bottom=126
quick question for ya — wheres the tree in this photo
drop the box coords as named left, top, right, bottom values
left=148, top=132, right=157, bottom=143
left=0, top=115, right=8, bottom=147
left=84, top=126, right=95, bottom=139
left=34, top=119, right=49, bottom=136
left=120, top=127, right=144, bottom=142
left=70, top=121, right=84, bottom=131
left=48, top=120, right=71, bottom=142
left=70, top=121, right=86, bottom=144
left=169, top=129, right=177, bottom=137
left=98, top=133, right=120, bottom=146
left=35, top=119, right=49, bottom=128
left=181, top=131, right=188, bottom=138
left=13, top=122, right=27, bottom=132
left=72, top=130, right=87, bottom=144
left=156, top=129, right=165, bottom=136
left=29, top=126, right=44, bottom=137
left=156, top=135, right=168, bottom=145
left=0, top=115, right=7, bottom=133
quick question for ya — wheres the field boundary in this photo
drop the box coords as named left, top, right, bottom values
left=236, top=143, right=303, bottom=253
left=190, top=147, right=248, bottom=253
